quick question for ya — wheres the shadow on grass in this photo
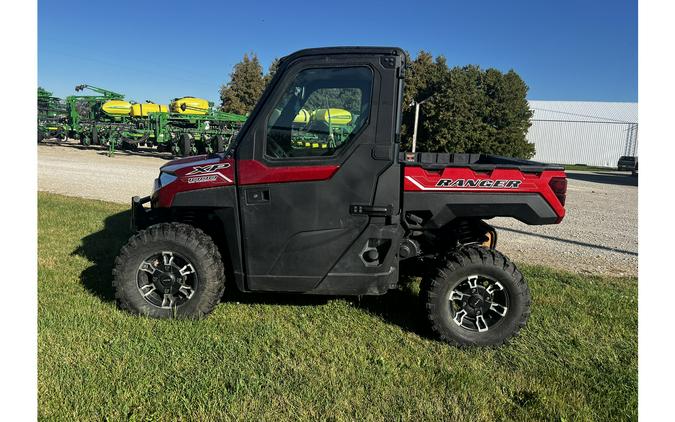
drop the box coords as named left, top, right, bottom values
left=355, top=288, right=431, bottom=339
left=221, top=286, right=431, bottom=339
left=72, top=210, right=133, bottom=302
left=71, top=210, right=429, bottom=338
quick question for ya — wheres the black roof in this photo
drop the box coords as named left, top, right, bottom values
left=281, top=46, right=405, bottom=63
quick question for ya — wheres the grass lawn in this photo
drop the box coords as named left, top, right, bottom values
left=38, top=192, right=637, bottom=420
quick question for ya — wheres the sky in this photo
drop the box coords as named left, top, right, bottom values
left=38, top=0, right=637, bottom=104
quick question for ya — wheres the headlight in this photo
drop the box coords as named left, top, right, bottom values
left=159, top=172, right=178, bottom=187
left=153, top=172, right=178, bottom=195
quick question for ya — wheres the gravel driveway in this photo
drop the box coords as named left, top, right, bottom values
left=492, top=170, right=637, bottom=277
left=38, top=142, right=638, bottom=276
left=38, top=142, right=172, bottom=203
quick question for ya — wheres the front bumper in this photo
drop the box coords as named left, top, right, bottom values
left=131, top=195, right=152, bottom=231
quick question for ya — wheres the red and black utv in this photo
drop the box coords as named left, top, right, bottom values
left=113, top=47, right=567, bottom=347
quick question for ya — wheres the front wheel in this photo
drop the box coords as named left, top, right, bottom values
left=112, top=223, right=226, bottom=319
left=421, top=246, right=531, bottom=347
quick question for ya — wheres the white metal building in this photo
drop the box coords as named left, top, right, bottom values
left=527, top=100, right=638, bottom=167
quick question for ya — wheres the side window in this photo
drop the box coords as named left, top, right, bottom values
left=265, top=67, right=373, bottom=159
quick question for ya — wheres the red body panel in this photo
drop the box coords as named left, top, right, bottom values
left=156, top=157, right=236, bottom=207
left=153, top=154, right=565, bottom=223
left=154, top=157, right=340, bottom=207
left=403, top=166, right=567, bottom=221
left=237, top=160, right=340, bottom=185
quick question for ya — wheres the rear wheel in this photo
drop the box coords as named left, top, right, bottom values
left=421, top=246, right=530, bottom=347
left=196, top=139, right=208, bottom=155
left=179, top=134, right=192, bottom=157
left=121, top=140, right=138, bottom=151
left=214, top=135, right=226, bottom=153
left=113, top=223, right=226, bottom=319
left=91, top=125, right=99, bottom=145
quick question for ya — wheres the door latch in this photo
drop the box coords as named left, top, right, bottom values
left=350, top=204, right=393, bottom=217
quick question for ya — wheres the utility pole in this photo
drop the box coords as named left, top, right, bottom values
left=411, top=96, right=431, bottom=153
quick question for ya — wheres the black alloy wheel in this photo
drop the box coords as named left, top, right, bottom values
left=137, top=250, right=199, bottom=309
left=448, top=274, right=510, bottom=333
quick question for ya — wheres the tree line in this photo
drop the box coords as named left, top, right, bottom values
left=219, top=51, right=534, bottom=158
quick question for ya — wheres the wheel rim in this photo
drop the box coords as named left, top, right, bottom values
left=136, top=251, right=199, bottom=309
left=448, top=275, right=510, bottom=333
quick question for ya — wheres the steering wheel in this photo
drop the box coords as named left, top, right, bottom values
left=267, top=137, right=288, bottom=158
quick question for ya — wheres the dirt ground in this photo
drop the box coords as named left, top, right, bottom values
left=38, top=141, right=638, bottom=276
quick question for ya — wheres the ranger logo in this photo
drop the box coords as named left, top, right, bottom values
left=435, top=179, right=522, bottom=188
left=186, top=163, right=231, bottom=175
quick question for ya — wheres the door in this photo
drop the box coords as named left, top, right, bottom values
left=236, top=52, right=402, bottom=292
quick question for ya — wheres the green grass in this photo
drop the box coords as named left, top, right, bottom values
left=38, top=192, right=637, bottom=420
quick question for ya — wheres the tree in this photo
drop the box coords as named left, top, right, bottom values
left=401, top=51, right=448, bottom=143
left=402, top=51, right=534, bottom=159
left=263, top=58, right=281, bottom=88
left=219, top=51, right=535, bottom=158
left=219, top=53, right=266, bottom=115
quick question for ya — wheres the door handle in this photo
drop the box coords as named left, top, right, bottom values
left=246, top=188, right=270, bottom=205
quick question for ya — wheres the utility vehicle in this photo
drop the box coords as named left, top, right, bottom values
left=618, top=155, right=637, bottom=172
left=113, top=47, right=567, bottom=346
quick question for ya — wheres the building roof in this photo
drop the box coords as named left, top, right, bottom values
left=528, top=100, right=637, bottom=124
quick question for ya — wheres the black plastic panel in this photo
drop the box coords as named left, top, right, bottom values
left=172, top=186, right=235, bottom=208
left=171, top=186, right=246, bottom=291
left=403, top=191, right=559, bottom=226
left=399, top=152, right=564, bottom=173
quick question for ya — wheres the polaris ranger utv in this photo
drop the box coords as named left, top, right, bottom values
left=113, top=47, right=567, bottom=346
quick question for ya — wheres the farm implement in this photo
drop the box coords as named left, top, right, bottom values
left=39, top=83, right=374, bottom=157
left=37, top=88, right=68, bottom=142
left=37, top=85, right=247, bottom=157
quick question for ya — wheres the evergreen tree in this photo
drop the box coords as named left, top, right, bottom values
left=263, top=58, right=281, bottom=87
left=219, top=53, right=266, bottom=115
left=401, top=51, right=448, bottom=144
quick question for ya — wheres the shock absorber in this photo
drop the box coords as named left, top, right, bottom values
left=454, top=219, right=497, bottom=249
left=455, top=220, right=477, bottom=246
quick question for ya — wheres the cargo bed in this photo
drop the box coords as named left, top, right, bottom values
left=401, top=152, right=567, bottom=225
left=400, top=152, right=563, bottom=173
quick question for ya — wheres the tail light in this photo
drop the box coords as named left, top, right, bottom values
left=549, top=177, right=567, bottom=206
